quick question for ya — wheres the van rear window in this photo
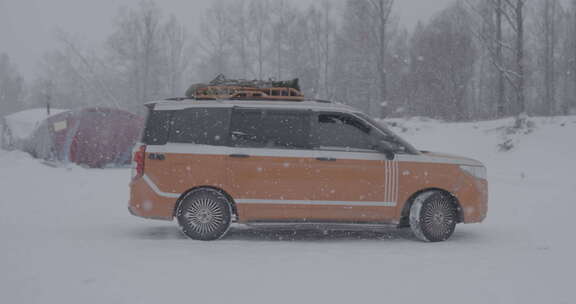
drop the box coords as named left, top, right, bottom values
left=169, top=108, right=230, bottom=146
left=142, top=110, right=172, bottom=145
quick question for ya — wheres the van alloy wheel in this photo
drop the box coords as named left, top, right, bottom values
left=177, top=189, right=232, bottom=241
left=409, top=191, right=457, bottom=242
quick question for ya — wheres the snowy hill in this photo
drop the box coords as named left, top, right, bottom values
left=0, top=116, right=574, bottom=304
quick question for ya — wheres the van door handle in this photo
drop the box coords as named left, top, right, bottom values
left=229, top=154, right=250, bottom=158
left=316, top=157, right=336, bottom=161
left=148, top=153, right=165, bottom=161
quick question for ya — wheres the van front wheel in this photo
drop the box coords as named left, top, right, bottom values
left=409, top=191, right=457, bottom=242
left=176, top=189, right=232, bottom=241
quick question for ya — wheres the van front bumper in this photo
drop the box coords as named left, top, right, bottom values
left=457, top=178, right=488, bottom=224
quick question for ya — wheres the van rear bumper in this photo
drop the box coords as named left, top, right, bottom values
left=128, top=177, right=177, bottom=221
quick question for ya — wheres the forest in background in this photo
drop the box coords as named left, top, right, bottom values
left=1, top=0, right=576, bottom=120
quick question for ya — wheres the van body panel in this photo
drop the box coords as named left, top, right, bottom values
left=227, top=154, right=315, bottom=221
left=129, top=147, right=488, bottom=224
left=305, top=158, right=392, bottom=222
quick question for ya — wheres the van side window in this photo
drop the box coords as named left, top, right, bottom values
left=230, top=109, right=310, bottom=149
left=142, top=110, right=172, bottom=145
left=313, top=113, right=375, bottom=152
left=170, top=108, right=230, bottom=146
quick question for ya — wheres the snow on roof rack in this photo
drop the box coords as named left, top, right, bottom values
left=184, top=75, right=305, bottom=102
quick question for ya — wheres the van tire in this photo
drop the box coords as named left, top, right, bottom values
left=409, top=191, right=457, bottom=242
left=176, top=189, right=232, bottom=241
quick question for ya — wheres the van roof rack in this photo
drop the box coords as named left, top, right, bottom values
left=184, top=75, right=305, bottom=101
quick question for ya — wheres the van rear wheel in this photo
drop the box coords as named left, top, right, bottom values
left=409, top=191, right=457, bottom=242
left=176, top=189, right=232, bottom=241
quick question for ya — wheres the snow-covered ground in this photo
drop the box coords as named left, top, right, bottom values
left=1, top=116, right=574, bottom=304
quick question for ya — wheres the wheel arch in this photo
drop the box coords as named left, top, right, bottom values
left=398, top=188, right=463, bottom=227
left=173, top=186, right=238, bottom=218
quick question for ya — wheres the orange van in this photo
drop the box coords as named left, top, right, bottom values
left=129, top=99, right=487, bottom=242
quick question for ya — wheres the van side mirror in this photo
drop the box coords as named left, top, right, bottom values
left=376, top=141, right=395, bottom=160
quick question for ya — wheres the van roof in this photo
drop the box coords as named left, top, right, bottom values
left=148, top=98, right=361, bottom=113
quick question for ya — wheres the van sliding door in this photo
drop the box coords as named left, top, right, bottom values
left=226, top=108, right=314, bottom=222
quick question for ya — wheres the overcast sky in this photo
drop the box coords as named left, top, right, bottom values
left=0, top=0, right=453, bottom=79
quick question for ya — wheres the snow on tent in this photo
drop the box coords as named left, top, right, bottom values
left=1, top=108, right=69, bottom=151
left=4, top=107, right=144, bottom=168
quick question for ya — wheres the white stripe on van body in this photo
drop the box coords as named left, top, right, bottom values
left=384, top=160, right=399, bottom=204
left=235, top=199, right=397, bottom=207
left=143, top=175, right=180, bottom=198
left=141, top=175, right=397, bottom=207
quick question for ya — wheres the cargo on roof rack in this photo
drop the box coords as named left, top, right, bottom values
left=185, top=74, right=305, bottom=101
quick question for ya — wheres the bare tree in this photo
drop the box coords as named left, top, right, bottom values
left=320, top=1, right=334, bottom=99
left=0, top=53, right=24, bottom=116
left=303, top=4, right=332, bottom=98
left=106, top=1, right=190, bottom=111
left=30, top=50, right=93, bottom=109
left=331, top=0, right=399, bottom=116
left=56, top=32, right=121, bottom=108
left=250, top=0, right=271, bottom=80
left=270, top=0, right=297, bottom=80
left=230, top=1, right=253, bottom=78
left=572, top=0, right=576, bottom=113
left=467, top=0, right=528, bottom=117
left=495, top=0, right=505, bottom=116
left=108, top=1, right=165, bottom=109
left=505, top=0, right=527, bottom=115
left=199, top=0, right=233, bottom=78
left=369, top=0, right=394, bottom=113
left=467, top=0, right=514, bottom=117
left=332, top=0, right=375, bottom=113
left=163, top=15, right=190, bottom=97
left=409, top=2, right=477, bottom=120
left=561, top=0, right=576, bottom=114
left=532, top=0, right=564, bottom=115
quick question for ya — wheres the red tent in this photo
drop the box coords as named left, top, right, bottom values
left=25, top=107, right=144, bottom=168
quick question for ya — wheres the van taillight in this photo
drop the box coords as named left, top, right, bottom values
left=134, top=145, right=146, bottom=179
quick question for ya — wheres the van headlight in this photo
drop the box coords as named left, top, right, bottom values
left=460, top=165, right=487, bottom=180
